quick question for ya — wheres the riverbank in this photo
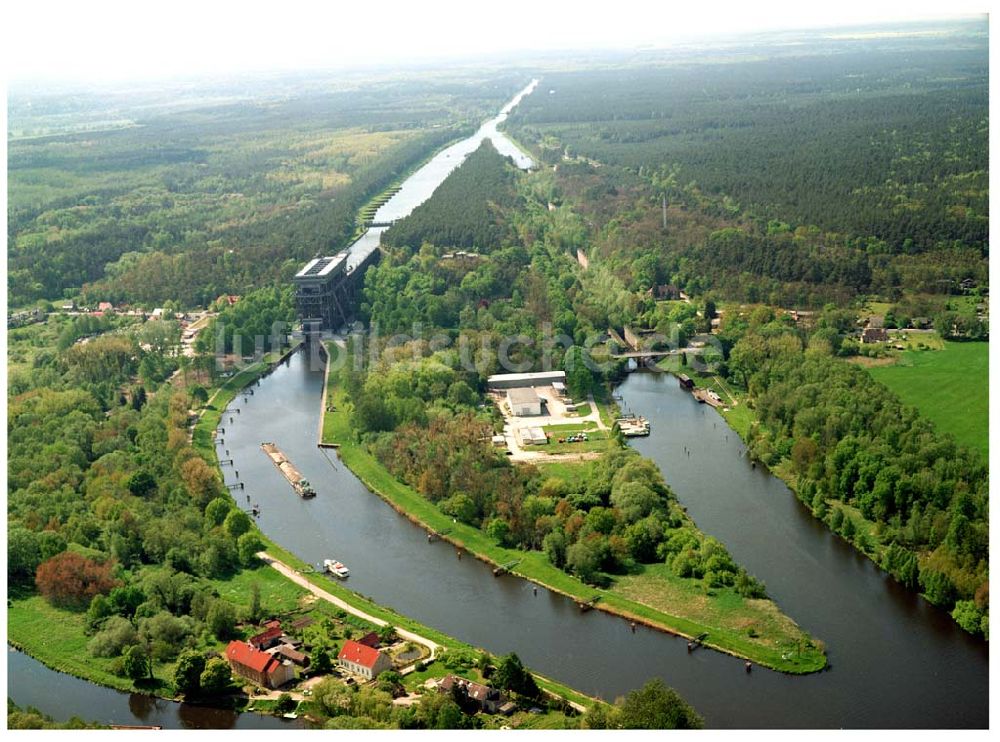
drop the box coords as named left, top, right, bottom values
left=7, top=336, right=595, bottom=723
left=320, top=344, right=825, bottom=674
left=654, top=360, right=968, bottom=636
left=253, top=538, right=596, bottom=713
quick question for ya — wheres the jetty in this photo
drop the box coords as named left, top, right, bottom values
left=692, top=388, right=725, bottom=408
left=615, top=415, right=651, bottom=436
left=261, top=442, right=316, bottom=498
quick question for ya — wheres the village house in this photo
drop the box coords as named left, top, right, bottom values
left=355, top=631, right=381, bottom=649
left=337, top=639, right=392, bottom=680
left=225, top=640, right=296, bottom=689
left=861, top=327, right=888, bottom=344
left=272, top=644, right=309, bottom=667
left=248, top=625, right=284, bottom=651
left=437, top=675, right=514, bottom=715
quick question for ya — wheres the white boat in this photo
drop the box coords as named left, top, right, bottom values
left=324, top=559, right=349, bottom=578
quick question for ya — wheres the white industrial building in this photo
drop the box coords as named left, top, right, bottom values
left=507, top=387, right=542, bottom=416
left=518, top=427, right=548, bottom=446
left=487, top=371, right=566, bottom=390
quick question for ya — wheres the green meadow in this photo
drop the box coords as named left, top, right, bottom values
left=868, top=341, right=988, bottom=458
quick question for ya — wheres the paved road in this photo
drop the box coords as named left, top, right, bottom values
left=257, top=552, right=441, bottom=659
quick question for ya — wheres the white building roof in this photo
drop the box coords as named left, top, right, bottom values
left=507, top=387, right=540, bottom=405
left=488, top=371, right=566, bottom=386
left=295, top=253, right=348, bottom=279
left=519, top=427, right=547, bottom=444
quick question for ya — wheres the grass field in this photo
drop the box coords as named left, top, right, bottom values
left=615, top=564, right=825, bottom=669
left=540, top=423, right=611, bottom=454
left=868, top=341, right=988, bottom=457
left=533, top=460, right=596, bottom=489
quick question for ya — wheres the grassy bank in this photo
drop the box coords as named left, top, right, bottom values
left=256, top=536, right=598, bottom=711
left=8, top=595, right=147, bottom=694
left=321, top=352, right=824, bottom=674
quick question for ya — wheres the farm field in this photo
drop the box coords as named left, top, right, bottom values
left=868, top=341, right=988, bottom=457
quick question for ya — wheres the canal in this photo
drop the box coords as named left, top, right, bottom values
left=10, top=76, right=987, bottom=728
left=211, top=352, right=987, bottom=728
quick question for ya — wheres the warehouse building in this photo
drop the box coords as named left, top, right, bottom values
left=507, top=387, right=543, bottom=416
left=487, top=371, right=566, bottom=390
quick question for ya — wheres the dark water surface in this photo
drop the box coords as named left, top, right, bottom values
left=211, top=353, right=987, bottom=728
left=7, top=648, right=302, bottom=729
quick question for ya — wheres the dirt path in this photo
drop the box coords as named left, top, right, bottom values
left=257, top=552, right=441, bottom=660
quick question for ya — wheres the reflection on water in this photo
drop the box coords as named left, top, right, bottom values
left=7, top=649, right=299, bottom=730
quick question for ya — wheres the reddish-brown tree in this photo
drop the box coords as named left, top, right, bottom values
left=35, top=552, right=120, bottom=610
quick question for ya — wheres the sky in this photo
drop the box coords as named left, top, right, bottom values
left=2, top=0, right=991, bottom=83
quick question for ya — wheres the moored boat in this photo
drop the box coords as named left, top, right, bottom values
left=324, top=559, right=349, bottom=578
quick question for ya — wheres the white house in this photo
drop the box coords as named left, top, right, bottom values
left=338, top=639, right=392, bottom=680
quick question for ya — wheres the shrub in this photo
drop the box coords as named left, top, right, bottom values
left=87, top=616, right=139, bottom=658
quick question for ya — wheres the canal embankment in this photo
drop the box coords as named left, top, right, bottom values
left=318, top=344, right=825, bottom=674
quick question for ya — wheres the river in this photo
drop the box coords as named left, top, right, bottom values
left=345, top=78, right=536, bottom=273
left=208, top=353, right=987, bottom=728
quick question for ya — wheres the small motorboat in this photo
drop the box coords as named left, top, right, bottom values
left=324, top=559, right=349, bottom=578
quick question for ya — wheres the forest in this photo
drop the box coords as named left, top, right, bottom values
left=703, top=309, right=988, bottom=634
left=509, top=44, right=988, bottom=258
left=8, top=73, right=528, bottom=309
left=382, top=142, right=521, bottom=252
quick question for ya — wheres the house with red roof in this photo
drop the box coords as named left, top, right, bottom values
left=356, top=631, right=381, bottom=649
left=337, top=639, right=392, bottom=680
left=248, top=625, right=283, bottom=651
left=225, top=641, right=295, bottom=689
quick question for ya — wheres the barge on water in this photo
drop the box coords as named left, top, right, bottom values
left=261, top=442, right=316, bottom=498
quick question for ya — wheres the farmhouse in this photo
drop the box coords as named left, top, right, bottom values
left=338, top=639, right=392, bottom=680
left=507, top=387, right=542, bottom=417
left=861, top=328, right=888, bottom=344
left=248, top=625, right=284, bottom=651
left=225, top=641, right=295, bottom=689
left=355, top=631, right=381, bottom=648
left=273, top=645, right=309, bottom=667
left=438, top=675, right=511, bottom=714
